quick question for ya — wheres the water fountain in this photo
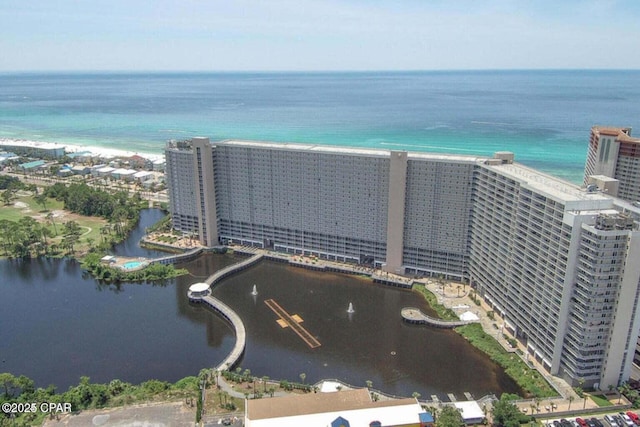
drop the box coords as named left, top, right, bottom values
left=251, top=284, right=258, bottom=296
left=347, top=302, right=355, bottom=314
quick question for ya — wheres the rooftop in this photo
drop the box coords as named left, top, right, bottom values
left=486, top=161, right=614, bottom=207
left=215, top=139, right=487, bottom=163
left=593, top=126, right=639, bottom=143
left=246, top=389, right=423, bottom=427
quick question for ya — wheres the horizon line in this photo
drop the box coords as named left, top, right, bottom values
left=1, top=67, right=640, bottom=75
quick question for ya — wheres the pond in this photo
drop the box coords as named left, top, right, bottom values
left=0, top=209, right=521, bottom=398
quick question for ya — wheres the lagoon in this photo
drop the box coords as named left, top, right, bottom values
left=0, top=210, right=521, bottom=398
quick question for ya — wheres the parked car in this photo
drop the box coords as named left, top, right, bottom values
left=605, top=414, right=620, bottom=427
left=625, top=412, right=640, bottom=426
left=592, top=419, right=605, bottom=427
left=577, top=418, right=589, bottom=427
left=620, top=413, right=636, bottom=427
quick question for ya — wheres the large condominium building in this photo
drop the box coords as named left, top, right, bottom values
left=166, top=137, right=640, bottom=390
left=584, top=126, right=640, bottom=202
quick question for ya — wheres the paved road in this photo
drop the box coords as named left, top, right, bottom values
left=42, top=401, right=196, bottom=427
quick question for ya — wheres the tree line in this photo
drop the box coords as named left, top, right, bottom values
left=0, top=372, right=199, bottom=426
left=0, top=182, right=147, bottom=258
left=44, top=182, right=142, bottom=224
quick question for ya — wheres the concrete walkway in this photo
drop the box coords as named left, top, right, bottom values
left=415, top=278, right=606, bottom=414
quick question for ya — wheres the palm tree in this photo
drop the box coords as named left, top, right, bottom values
left=568, top=395, right=575, bottom=410
left=34, top=193, right=48, bottom=212
left=45, top=212, right=58, bottom=236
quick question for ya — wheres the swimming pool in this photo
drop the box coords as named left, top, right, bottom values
left=122, top=261, right=144, bottom=270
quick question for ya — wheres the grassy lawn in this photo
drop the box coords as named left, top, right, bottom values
left=1, top=191, right=107, bottom=253
left=589, top=394, right=614, bottom=407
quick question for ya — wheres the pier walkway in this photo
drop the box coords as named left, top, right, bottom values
left=187, top=252, right=263, bottom=372
left=205, top=253, right=263, bottom=286
left=401, top=307, right=478, bottom=328
left=197, top=295, right=246, bottom=372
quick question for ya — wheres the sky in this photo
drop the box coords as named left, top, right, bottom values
left=1, top=0, right=639, bottom=71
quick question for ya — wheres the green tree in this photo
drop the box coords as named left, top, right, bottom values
left=34, top=193, right=48, bottom=211
left=1, top=188, right=16, bottom=205
left=492, top=394, right=524, bottom=427
left=45, top=212, right=58, bottom=236
left=62, top=220, right=82, bottom=254
left=568, top=395, right=575, bottom=410
left=437, top=405, right=464, bottom=427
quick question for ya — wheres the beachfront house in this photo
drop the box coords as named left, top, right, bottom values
left=111, top=168, right=136, bottom=181
left=133, top=170, right=154, bottom=183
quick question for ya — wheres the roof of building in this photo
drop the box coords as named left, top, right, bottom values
left=0, top=140, right=65, bottom=151
left=419, top=412, right=435, bottom=423
left=246, top=389, right=423, bottom=427
left=19, top=160, right=46, bottom=169
left=189, top=283, right=209, bottom=293
left=133, top=171, right=153, bottom=178
left=112, top=168, right=136, bottom=175
left=96, top=166, right=115, bottom=173
left=452, top=401, right=485, bottom=421
left=592, top=126, right=639, bottom=143
left=485, top=161, right=613, bottom=208
left=215, top=139, right=486, bottom=163
left=67, top=151, right=93, bottom=158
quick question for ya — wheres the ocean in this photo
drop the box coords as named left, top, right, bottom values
left=1, top=70, right=639, bottom=184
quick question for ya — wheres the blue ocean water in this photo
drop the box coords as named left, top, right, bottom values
left=1, top=70, right=639, bottom=183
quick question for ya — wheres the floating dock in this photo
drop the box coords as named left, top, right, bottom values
left=264, top=299, right=321, bottom=349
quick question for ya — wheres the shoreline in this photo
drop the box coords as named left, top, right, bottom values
left=0, top=137, right=165, bottom=162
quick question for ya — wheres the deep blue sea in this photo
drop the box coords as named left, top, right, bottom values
left=1, top=70, right=639, bottom=183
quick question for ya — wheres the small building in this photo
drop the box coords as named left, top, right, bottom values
left=188, top=282, right=210, bottom=298
left=452, top=401, right=485, bottom=425
left=111, top=168, right=137, bottom=181
left=133, top=170, right=154, bottom=183
left=18, top=159, right=46, bottom=173
left=128, top=154, right=151, bottom=169
left=66, top=151, right=94, bottom=162
left=419, top=412, right=435, bottom=427
left=100, top=255, right=116, bottom=264
left=93, top=166, right=115, bottom=177
left=57, top=167, right=73, bottom=177
left=0, top=152, right=19, bottom=164
left=71, top=165, right=91, bottom=175
left=151, top=159, right=165, bottom=171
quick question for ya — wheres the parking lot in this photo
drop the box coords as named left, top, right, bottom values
left=546, top=411, right=640, bottom=427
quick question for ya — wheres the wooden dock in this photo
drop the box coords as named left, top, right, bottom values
left=264, top=299, right=321, bottom=349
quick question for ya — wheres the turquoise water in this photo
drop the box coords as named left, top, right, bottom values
left=122, top=261, right=144, bottom=270
left=1, top=70, right=639, bottom=183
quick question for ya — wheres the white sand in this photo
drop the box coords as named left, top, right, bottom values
left=0, top=138, right=165, bottom=162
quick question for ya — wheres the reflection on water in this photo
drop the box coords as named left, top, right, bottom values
left=1, top=211, right=522, bottom=397
left=203, top=260, right=522, bottom=398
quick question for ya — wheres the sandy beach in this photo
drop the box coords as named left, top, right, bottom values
left=0, top=138, right=165, bottom=162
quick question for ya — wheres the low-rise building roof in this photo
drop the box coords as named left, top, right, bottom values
left=246, top=389, right=424, bottom=427
left=19, top=160, right=46, bottom=169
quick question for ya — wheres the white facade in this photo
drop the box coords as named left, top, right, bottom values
left=165, top=138, right=640, bottom=389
